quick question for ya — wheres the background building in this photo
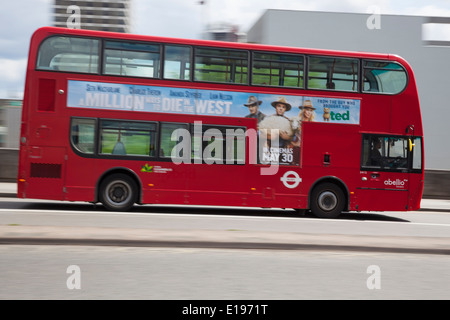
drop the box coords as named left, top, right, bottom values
left=0, top=99, right=21, bottom=149
left=248, top=9, right=450, bottom=171
left=202, top=22, right=247, bottom=42
left=53, top=0, right=131, bottom=33
left=0, top=100, right=20, bottom=182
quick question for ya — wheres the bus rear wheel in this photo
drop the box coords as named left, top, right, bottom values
left=310, top=183, right=345, bottom=219
left=99, top=174, right=137, bottom=211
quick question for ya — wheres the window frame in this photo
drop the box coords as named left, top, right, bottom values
left=190, top=123, right=247, bottom=165
left=102, top=39, right=162, bottom=79
left=306, top=55, right=360, bottom=92
left=70, top=117, right=98, bottom=155
left=251, top=51, right=305, bottom=89
left=360, top=134, right=423, bottom=173
left=163, top=45, right=192, bottom=81
left=158, top=122, right=191, bottom=161
left=36, top=35, right=101, bottom=74
left=193, top=46, right=249, bottom=85
left=98, top=118, right=159, bottom=157
left=411, top=136, right=423, bottom=173
left=362, top=60, right=409, bottom=95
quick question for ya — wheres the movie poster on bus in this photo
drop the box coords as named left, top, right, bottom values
left=67, top=80, right=360, bottom=165
left=239, top=95, right=361, bottom=165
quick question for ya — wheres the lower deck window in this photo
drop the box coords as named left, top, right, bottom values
left=100, top=120, right=157, bottom=156
left=71, top=118, right=96, bottom=154
left=70, top=117, right=246, bottom=165
left=192, top=125, right=246, bottom=164
left=160, top=122, right=190, bottom=159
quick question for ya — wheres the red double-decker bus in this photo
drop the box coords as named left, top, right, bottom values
left=17, top=27, right=424, bottom=218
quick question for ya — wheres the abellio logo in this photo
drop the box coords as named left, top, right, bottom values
left=384, top=179, right=407, bottom=187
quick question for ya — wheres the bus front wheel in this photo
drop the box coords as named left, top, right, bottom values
left=310, top=183, right=345, bottom=219
left=99, top=174, right=137, bottom=211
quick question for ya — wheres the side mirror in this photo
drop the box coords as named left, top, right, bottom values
left=408, top=139, right=415, bottom=152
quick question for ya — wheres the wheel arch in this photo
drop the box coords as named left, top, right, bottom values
left=308, top=176, right=350, bottom=211
left=95, top=167, right=143, bottom=204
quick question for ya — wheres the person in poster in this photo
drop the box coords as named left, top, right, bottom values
left=257, top=97, right=294, bottom=165
left=299, top=100, right=316, bottom=122
left=289, top=99, right=316, bottom=165
left=243, top=95, right=265, bottom=123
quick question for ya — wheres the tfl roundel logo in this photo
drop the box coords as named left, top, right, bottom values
left=280, top=171, right=302, bottom=189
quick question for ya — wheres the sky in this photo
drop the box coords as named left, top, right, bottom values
left=2, top=0, right=450, bottom=99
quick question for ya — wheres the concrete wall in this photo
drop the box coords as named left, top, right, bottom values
left=4, top=107, right=21, bottom=148
left=0, top=148, right=18, bottom=182
left=0, top=100, right=22, bottom=149
left=423, top=170, right=450, bottom=199
left=1, top=148, right=448, bottom=198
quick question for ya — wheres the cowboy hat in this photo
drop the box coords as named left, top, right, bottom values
left=299, top=100, right=316, bottom=110
left=244, top=95, right=262, bottom=106
left=271, top=97, right=291, bottom=111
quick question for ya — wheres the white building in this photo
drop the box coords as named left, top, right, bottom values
left=248, top=10, right=450, bottom=170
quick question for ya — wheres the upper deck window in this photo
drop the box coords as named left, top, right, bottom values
left=307, top=56, right=359, bottom=92
left=252, top=52, right=304, bottom=88
left=363, top=61, right=407, bottom=94
left=194, top=48, right=248, bottom=84
left=164, top=45, right=191, bottom=80
left=104, top=41, right=161, bottom=78
left=37, top=36, right=99, bottom=73
left=36, top=33, right=410, bottom=97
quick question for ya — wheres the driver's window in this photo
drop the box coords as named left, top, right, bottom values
left=361, top=135, right=409, bottom=171
left=386, top=137, right=408, bottom=169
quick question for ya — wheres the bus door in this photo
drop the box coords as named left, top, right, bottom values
left=358, top=135, right=411, bottom=211
left=187, top=124, right=248, bottom=206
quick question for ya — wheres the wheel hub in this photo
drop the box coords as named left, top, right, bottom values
left=109, top=183, right=129, bottom=203
left=318, top=191, right=337, bottom=211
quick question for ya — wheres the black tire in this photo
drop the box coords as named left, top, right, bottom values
left=99, top=174, right=138, bottom=211
left=310, top=183, right=345, bottom=218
